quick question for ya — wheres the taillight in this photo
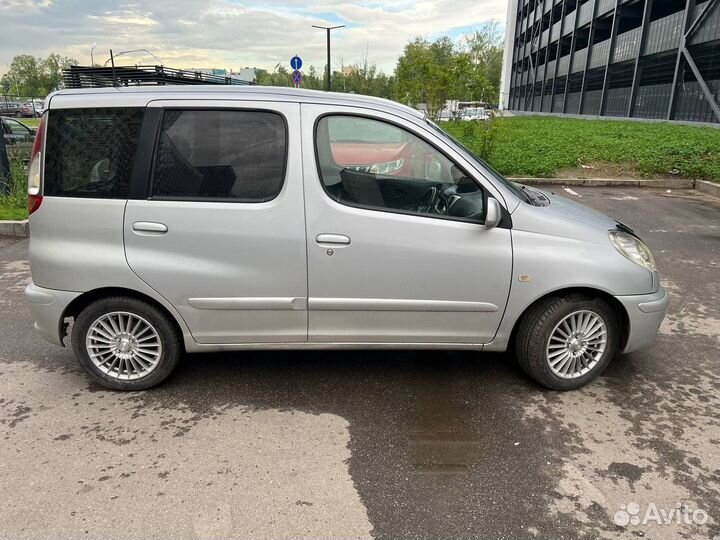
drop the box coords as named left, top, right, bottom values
left=27, top=113, right=46, bottom=215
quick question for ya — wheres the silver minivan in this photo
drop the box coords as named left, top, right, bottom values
left=25, top=86, right=668, bottom=391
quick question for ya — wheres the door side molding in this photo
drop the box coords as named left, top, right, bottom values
left=188, top=297, right=308, bottom=310
left=308, top=298, right=498, bottom=312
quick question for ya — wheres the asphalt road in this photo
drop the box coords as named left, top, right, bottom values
left=1, top=186, right=719, bottom=540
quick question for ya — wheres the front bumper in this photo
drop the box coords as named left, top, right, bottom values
left=615, top=286, right=669, bottom=353
left=25, top=282, right=81, bottom=346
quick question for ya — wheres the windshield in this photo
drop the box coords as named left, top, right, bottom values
left=426, top=120, right=531, bottom=204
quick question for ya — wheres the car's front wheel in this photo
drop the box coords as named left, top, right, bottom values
left=515, top=294, right=619, bottom=390
left=72, top=297, right=181, bottom=390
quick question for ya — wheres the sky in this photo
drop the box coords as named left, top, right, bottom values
left=0, top=0, right=508, bottom=77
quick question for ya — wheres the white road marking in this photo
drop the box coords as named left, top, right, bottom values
left=563, top=187, right=582, bottom=197
left=605, top=195, right=639, bottom=201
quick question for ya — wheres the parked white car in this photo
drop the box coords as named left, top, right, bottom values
left=460, top=107, right=490, bottom=121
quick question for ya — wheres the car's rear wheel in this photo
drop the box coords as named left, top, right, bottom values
left=72, top=297, right=181, bottom=390
left=515, top=294, right=619, bottom=390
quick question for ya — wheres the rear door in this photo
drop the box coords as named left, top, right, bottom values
left=124, top=100, right=308, bottom=344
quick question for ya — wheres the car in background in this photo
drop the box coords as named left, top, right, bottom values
left=33, top=99, right=45, bottom=114
left=20, top=100, right=44, bottom=118
left=460, top=107, right=490, bottom=121
left=1, top=116, right=36, bottom=163
left=0, top=100, right=23, bottom=117
left=1, top=116, right=36, bottom=141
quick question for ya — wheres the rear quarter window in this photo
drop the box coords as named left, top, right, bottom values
left=44, top=108, right=144, bottom=198
left=151, top=109, right=287, bottom=202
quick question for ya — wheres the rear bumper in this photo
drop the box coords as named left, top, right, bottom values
left=25, top=282, right=80, bottom=346
left=615, top=286, right=669, bottom=353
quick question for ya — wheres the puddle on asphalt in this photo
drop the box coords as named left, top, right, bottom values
left=409, top=370, right=484, bottom=473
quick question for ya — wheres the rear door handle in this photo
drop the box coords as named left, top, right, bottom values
left=316, top=233, right=351, bottom=246
left=132, top=221, right=168, bottom=235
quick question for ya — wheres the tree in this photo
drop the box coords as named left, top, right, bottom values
left=43, top=53, right=76, bottom=92
left=461, top=22, right=504, bottom=105
left=333, top=52, right=394, bottom=99
left=1, top=53, right=77, bottom=97
left=393, top=23, right=504, bottom=117
left=393, top=37, right=455, bottom=119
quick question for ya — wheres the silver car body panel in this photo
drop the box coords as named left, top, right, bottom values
left=616, top=287, right=669, bottom=353
left=27, top=86, right=667, bottom=355
left=123, top=100, right=308, bottom=344
left=25, top=282, right=80, bottom=346
left=300, top=103, right=513, bottom=343
left=28, top=198, right=194, bottom=345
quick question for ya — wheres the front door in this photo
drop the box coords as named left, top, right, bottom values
left=124, top=101, right=308, bottom=344
left=301, top=105, right=513, bottom=344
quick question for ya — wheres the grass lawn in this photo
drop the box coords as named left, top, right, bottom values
left=446, top=116, right=720, bottom=181
left=0, top=161, right=28, bottom=221
left=0, top=205, right=26, bottom=220
left=21, top=118, right=41, bottom=129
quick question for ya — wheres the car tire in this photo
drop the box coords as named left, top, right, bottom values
left=515, top=294, right=619, bottom=391
left=72, top=296, right=182, bottom=391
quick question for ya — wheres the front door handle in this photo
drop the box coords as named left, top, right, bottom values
left=316, top=233, right=351, bottom=246
left=132, top=221, right=168, bottom=235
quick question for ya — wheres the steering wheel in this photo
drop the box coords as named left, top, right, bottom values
left=417, top=186, right=439, bottom=214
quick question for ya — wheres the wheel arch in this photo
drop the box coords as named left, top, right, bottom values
left=61, top=287, right=187, bottom=351
left=508, top=287, right=630, bottom=352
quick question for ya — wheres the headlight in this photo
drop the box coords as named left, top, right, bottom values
left=609, top=230, right=656, bottom=271
left=369, top=159, right=404, bottom=175
left=347, top=159, right=404, bottom=175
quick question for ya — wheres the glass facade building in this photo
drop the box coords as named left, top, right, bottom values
left=500, top=0, right=720, bottom=123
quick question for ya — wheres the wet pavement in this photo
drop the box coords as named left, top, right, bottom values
left=0, top=186, right=719, bottom=540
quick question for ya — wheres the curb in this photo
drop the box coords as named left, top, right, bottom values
left=509, top=177, right=695, bottom=188
left=694, top=179, right=720, bottom=199
left=0, top=220, right=28, bottom=238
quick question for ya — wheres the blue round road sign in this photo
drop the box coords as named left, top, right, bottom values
left=290, top=55, right=303, bottom=70
left=292, top=70, right=302, bottom=84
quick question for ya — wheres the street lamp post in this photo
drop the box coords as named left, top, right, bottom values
left=103, top=49, right=163, bottom=66
left=272, top=62, right=281, bottom=85
left=312, top=24, right=344, bottom=91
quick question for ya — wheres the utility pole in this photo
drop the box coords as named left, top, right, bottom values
left=312, top=24, right=344, bottom=91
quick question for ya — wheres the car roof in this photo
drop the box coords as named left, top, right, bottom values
left=47, top=85, right=425, bottom=121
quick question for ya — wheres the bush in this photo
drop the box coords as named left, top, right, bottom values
left=456, top=113, right=502, bottom=161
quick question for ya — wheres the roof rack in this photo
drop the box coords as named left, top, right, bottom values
left=62, top=65, right=256, bottom=89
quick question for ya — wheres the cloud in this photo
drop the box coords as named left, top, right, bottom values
left=0, top=0, right=507, bottom=77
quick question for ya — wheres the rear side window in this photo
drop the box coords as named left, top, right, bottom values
left=151, top=110, right=287, bottom=202
left=44, top=108, right=144, bottom=198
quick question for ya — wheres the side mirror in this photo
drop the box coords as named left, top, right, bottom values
left=485, top=197, right=502, bottom=229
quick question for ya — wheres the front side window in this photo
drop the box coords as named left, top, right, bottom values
left=44, top=108, right=144, bottom=198
left=315, top=115, right=485, bottom=222
left=151, top=110, right=286, bottom=202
